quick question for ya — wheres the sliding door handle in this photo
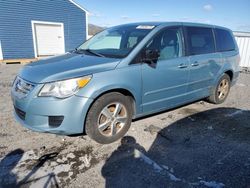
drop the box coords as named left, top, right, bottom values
left=191, top=62, right=199, bottom=67
left=178, top=63, right=188, bottom=68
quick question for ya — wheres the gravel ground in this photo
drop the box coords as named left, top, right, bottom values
left=0, top=64, right=250, bottom=188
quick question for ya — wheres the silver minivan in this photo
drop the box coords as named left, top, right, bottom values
left=11, top=22, right=240, bottom=143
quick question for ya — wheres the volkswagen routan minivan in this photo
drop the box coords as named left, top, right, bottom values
left=11, top=22, right=240, bottom=144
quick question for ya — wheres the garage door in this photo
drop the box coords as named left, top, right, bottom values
left=33, top=22, right=65, bottom=57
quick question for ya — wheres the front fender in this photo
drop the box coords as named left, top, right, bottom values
left=75, top=65, right=142, bottom=115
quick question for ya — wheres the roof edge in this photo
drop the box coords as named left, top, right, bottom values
left=68, top=0, right=89, bottom=14
left=233, top=31, right=250, bottom=37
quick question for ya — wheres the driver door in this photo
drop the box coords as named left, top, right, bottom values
left=141, top=27, right=190, bottom=113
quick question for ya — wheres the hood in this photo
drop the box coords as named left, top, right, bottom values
left=19, top=53, right=121, bottom=83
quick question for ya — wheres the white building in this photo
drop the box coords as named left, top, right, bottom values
left=234, top=31, right=250, bottom=68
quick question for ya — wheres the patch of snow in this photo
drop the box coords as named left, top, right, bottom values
left=56, top=158, right=64, bottom=163
left=225, top=110, right=244, bottom=117
left=79, top=154, right=92, bottom=168
left=66, top=153, right=75, bottom=159
left=162, top=165, right=169, bottom=170
left=168, top=173, right=181, bottom=182
left=134, top=149, right=182, bottom=181
left=69, top=171, right=73, bottom=177
left=207, top=126, right=213, bottom=130
left=170, top=168, right=174, bottom=173
left=188, top=117, right=195, bottom=122
left=28, top=173, right=59, bottom=188
left=133, top=149, right=226, bottom=186
left=200, top=180, right=225, bottom=188
left=53, top=164, right=71, bottom=174
left=50, top=162, right=57, bottom=167
left=134, top=149, right=162, bottom=172
left=21, top=150, right=37, bottom=161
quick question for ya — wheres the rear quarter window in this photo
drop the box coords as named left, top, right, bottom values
left=214, top=28, right=236, bottom=52
left=186, top=27, right=215, bottom=55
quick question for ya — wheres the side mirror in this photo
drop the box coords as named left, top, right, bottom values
left=141, top=49, right=160, bottom=63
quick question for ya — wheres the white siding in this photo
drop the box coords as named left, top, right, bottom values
left=0, top=40, right=3, bottom=60
left=234, top=32, right=250, bottom=68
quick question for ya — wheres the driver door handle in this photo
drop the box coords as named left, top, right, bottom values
left=191, top=62, right=199, bottom=67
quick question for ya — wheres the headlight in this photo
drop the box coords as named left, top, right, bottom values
left=38, top=75, right=92, bottom=98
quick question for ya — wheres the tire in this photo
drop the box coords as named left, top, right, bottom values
left=85, top=92, right=133, bottom=144
left=207, top=74, right=231, bottom=104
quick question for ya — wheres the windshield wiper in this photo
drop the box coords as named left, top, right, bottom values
left=86, top=49, right=106, bottom=57
left=75, top=49, right=105, bottom=57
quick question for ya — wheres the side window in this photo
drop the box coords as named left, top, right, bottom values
left=214, top=28, right=235, bottom=52
left=186, top=27, right=215, bottom=55
left=127, top=31, right=146, bottom=48
left=128, top=36, right=138, bottom=48
left=146, top=28, right=183, bottom=60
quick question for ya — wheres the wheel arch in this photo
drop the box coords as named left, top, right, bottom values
left=83, top=88, right=137, bottom=134
left=224, top=70, right=234, bottom=81
left=214, top=68, right=234, bottom=87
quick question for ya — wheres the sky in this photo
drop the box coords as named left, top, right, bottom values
left=75, top=0, right=250, bottom=32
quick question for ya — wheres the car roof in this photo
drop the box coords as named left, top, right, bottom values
left=116, top=22, right=231, bottom=31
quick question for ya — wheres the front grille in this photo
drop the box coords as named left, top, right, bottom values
left=15, top=107, right=26, bottom=120
left=49, top=116, right=64, bottom=127
left=12, top=77, right=35, bottom=99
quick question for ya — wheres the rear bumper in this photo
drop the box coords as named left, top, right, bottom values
left=12, top=89, right=93, bottom=135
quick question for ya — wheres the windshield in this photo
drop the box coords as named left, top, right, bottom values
left=77, top=25, right=154, bottom=58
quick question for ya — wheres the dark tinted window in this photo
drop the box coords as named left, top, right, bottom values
left=214, top=28, right=235, bottom=52
left=186, top=27, right=215, bottom=55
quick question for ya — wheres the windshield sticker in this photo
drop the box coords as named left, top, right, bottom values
left=136, top=25, right=155, bottom=29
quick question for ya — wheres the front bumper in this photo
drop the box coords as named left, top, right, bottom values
left=11, top=83, right=93, bottom=135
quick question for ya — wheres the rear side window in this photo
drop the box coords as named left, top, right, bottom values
left=186, top=27, right=215, bottom=55
left=214, top=28, right=235, bottom=52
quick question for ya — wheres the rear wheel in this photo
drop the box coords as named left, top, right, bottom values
left=85, top=92, right=133, bottom=144
left=207, top=74, right=231, bottom=104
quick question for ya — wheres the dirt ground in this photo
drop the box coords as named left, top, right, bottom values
left=0, top=64, right=250, bottom=188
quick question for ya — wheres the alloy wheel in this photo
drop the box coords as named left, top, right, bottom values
left=97, top=103, right=128, bottom=137
left=217, top=78, right=230, bottom=100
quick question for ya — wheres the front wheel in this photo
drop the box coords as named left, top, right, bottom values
left=85, top=92, right=133, bottom=144
left=207, top=74, right=231, bottom=104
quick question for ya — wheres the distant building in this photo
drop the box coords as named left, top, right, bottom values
left=0, top=0, right=88, bottom=61
left=234, top=31, right=250, bottom=68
